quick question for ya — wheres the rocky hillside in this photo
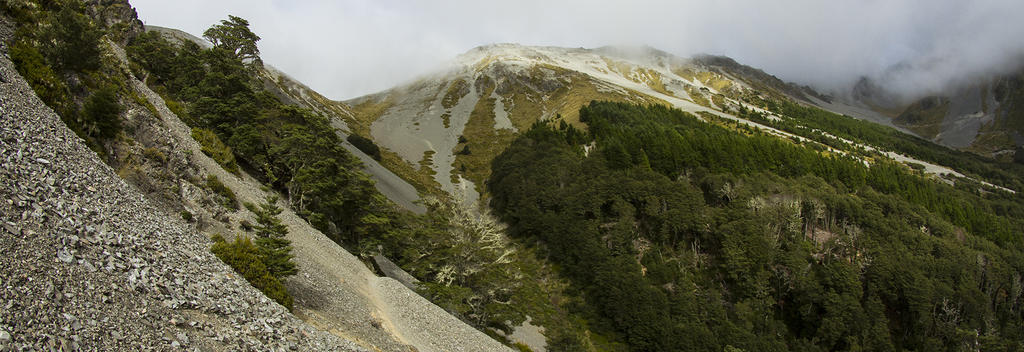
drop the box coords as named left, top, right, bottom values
left=895, top=70, right=1024, bottom=158
left=1, top=3, right=514, bottom=351
left=0, top=36, right=363, bottom=351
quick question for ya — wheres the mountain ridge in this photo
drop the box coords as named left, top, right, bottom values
left=340, top=42, right=1016, bottom=205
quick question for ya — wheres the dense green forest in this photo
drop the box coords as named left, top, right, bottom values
left=732, top=94, right=1024, bottom=192
left=489, top=101, right=1024, bottom=351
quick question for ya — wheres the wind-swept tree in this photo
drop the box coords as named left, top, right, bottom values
left=203, top=15, right=263, bottom=68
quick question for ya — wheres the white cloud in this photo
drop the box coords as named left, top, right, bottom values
left=130, top=0, right=1024, bottom=100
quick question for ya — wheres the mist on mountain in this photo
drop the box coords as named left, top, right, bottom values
left=131, top=0, right=1024, bottom=101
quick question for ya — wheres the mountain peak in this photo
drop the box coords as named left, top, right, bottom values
left=453, top=43, right=684, bottom=70
left=594, top=45, right=675, bottom=60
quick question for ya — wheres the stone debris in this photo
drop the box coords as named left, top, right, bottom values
left=0, top=34, right=365, bottom=351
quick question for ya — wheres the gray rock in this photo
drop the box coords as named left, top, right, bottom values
left=372, top=255, right=420, bottom=290
left=57, top=248, right=74, bottom=263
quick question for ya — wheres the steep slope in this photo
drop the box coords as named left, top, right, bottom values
left=894, top=96, right=950, bottom=139
left=114, top=27, right=509, bottom=352
left=897, top=71, right=1024, bottom=157
left=258, top=63, right=426, bottom=214
left=2, top=5, right=509, bottom=351
left=146, top=25, right=425, bottom=214
left=0, top=37, right=364, bottom=352
left=344, top=44, right=1015, bottom=204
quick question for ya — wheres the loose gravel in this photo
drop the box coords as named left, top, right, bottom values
left=0, top=44, right=365, bottom=351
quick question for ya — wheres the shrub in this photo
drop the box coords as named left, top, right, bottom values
left=142, top=147, right=167, bottom=163
left=210, top=234, right=293, bottom=310
left=180, top=210, right=193, bottom=222
left=192, top=128, right=239, bottom=174
left=82, top=86, right=123, bottom=140
left=163, top=96, right=191, bottom=122
left=9, top=40, right=73, bottom=117
left=205, top=174, right=238, bottom=210
left=347, top=133, right=382, bottom=161
left=42, top=1, right=103, bottom=72
left=513, top=342, right=534, bottom=352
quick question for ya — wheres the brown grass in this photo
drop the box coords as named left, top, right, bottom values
left=452, top=85, right=516, bottom=197
left=348, top=98, right=394, bottom=136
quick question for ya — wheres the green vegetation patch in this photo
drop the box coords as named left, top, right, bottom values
left=347, top=98, right=394, bottom=136
left=639, top=68, right=673, bottom=97
left=452, top=85, right=516, bottom=197
left=671, top=66, right=697, bottom=82
left=685, top=86, right=711, bottom=107
left=210, top=234, right=294, bottom=310
left=711, top=94, right=727, bottom=110
left=205, top=174, right=239, bottom=210
left=489, top=101, right=1024, bottom=350
left=602, top=57, right=635, bottom=80
left=419, top=150, right=438, bottom=178
left=894, top=96, right=949, bottom=139
left=192, top=127, right=240, bottom=174
left=695, top=71, right=734, bottom=92
left=9, top=9, right=124, bottom=149
left=347, top=133, right=382, bottom=161
left=442, top=79, right=469, bottom=110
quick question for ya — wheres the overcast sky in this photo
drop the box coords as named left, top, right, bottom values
left=130, top=0, right=1024, bottom=101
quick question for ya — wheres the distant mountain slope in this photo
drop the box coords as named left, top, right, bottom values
left=341, top=44, right=1015, bottom=203
left=840, top=66, right=1024, bottom=158
left=344, top=44, right=809, bottom=202
left=895, top=70, right=1024, bottom=157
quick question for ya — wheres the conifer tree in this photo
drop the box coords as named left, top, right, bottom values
left=245, top=196, right=298, bottom=279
